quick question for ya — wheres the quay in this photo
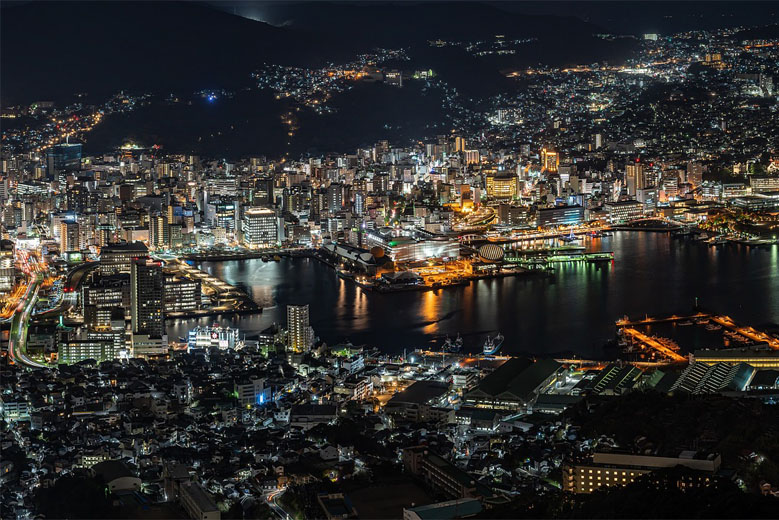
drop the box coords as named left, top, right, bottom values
left=615, top=311, right=779, bottom=363
left=181, top=248, right=316, bottom=262
left=163, top=258, right=260, bottom=315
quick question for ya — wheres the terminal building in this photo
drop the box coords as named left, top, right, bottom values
left=463, top=358, right=564, bottom=410
left=364, top=227, right=459, bottom=262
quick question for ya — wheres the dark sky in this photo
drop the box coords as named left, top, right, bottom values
left=212, top=1, right=779, bottom=35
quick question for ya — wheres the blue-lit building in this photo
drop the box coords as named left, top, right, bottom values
left=46, top=143, right=82, bottom=177
left=536, top=205, right=585, bottom=228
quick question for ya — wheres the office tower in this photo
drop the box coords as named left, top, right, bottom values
left=254, top=177, right=274, bottom=206
left=454, top=136, right=466, bottom=152
left=541, top=148, right=559, bottom=172
left=354, top=192, right=365, bottom=216
left=327, top=182, right=344, bottom=213
left=46, top=143, right=82, bottom=178
left=99, top=241, right=149, bottom=275
left=131, top=259, right=164, bottom=337
left=287, top=304, right=312, bottom=352
left=242, top=207, right=278, bottom=248
left=60, top=220, right=80, bottom=252
left=149, top=214, right=170, bottom=249
left=163, top=275, right=201, bottom=312
left=463, top=150, right=480, bottom=165
left=625, top=162, right=645, bottom=197
left=686, top=161, right=704, bottom=186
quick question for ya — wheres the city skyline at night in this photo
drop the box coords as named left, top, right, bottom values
left=1, top=1, right=778, bottom=519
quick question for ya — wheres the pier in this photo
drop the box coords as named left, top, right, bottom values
left=163, top=258, right=259, bottom=316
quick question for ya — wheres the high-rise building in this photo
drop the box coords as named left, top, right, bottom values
left=149, top=214, right=170, bottom=249
left=99, top=241, right=149, bottom=275
left=164, top=275, right=201, bottom=313
left=46, top=143, right=82, bottom=178
left=242, top=207, right=278, bottom=248
left=131, top=259, right=164, bottom=338
left=60, top=220, right=80, bottom=252
left=327, top=183, right=344, bottom=213
left=541, top=148, right=559, bottom=172
left=686, top=162, right=704, bottom=186
left=287, top=304, right=312, bottom=352
left=625, top=162, right=645, bottom=196
left=254, top=177, right=275, bottom=206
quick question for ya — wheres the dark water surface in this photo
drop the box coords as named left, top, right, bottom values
left=166, top=232, right=779, bottom=358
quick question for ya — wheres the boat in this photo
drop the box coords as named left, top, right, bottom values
left=560, top=227, right=578, bottom=243
left=442, top=334, right=463, bottom=353
left=483, top=333, right=504, bottom=355
left=678, top=320, right=694, bottom=326
left=705, top=323, right=722, bottom=331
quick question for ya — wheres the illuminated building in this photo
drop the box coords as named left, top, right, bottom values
left=625, top=162, right=645, bottom=196
left=536, top=205, right=584, bottom=227
left=164, top=276, right=201, bottom=312
left=59, top=339, right=116, bottom=365
left=287, top=304, right=312, bottom=352
left=463, top=150, right=480, bottom=165
left=563, top=452, right=721, bottom=494
left=463, top=358, right=564, bottom=410
left=148, top=214, right=170, bottom=249
left=99, top=241, right=149, bottom=275
left=83, top=275, right=130, bottom=324
left=364, top=228, right=460, bottom=262
left=327, top=182, right=344, bottom=213
left=497, top=204, right=531, bottom=226
left=187, top=325, right=242, bottom=351
left=0, top=253, right=15, bottom=294
left=233, top=377, right=270, bottom=407
left=46, top=143, right=82, bottom=177
left=131, top=259, right=164, bottom=338
left=384, top=70, right=403, bottom=87
left=693, top=346, right=779, bottom=369
left=241, top=207, right=278, bottom=248
left=485, top=172, right=518, bottom=199
left=205, top=199, right=238, bottom=231
left=603, top=200, right=643, bottom=223
left=541, top=148, right=559, bottom=172
left=686, top=161, right=703, bottom=186
left=60, top=220, right=80, bottom=252
left=749, top=176, right=779, bottom=192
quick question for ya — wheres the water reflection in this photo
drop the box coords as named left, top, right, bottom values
left=166, top=232, right=779, bottom=358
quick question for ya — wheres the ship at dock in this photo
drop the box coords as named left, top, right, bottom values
left=442, top=334, right=464, bottom=352
left=483, top=333, right=504, bottom=355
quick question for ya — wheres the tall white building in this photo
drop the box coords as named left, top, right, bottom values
left=287, top=304, right=313, bottom=352
left=242, top=207, right=278, bottom=248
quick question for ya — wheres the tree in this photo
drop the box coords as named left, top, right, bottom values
left=35, top=474, right=113, bottom=519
